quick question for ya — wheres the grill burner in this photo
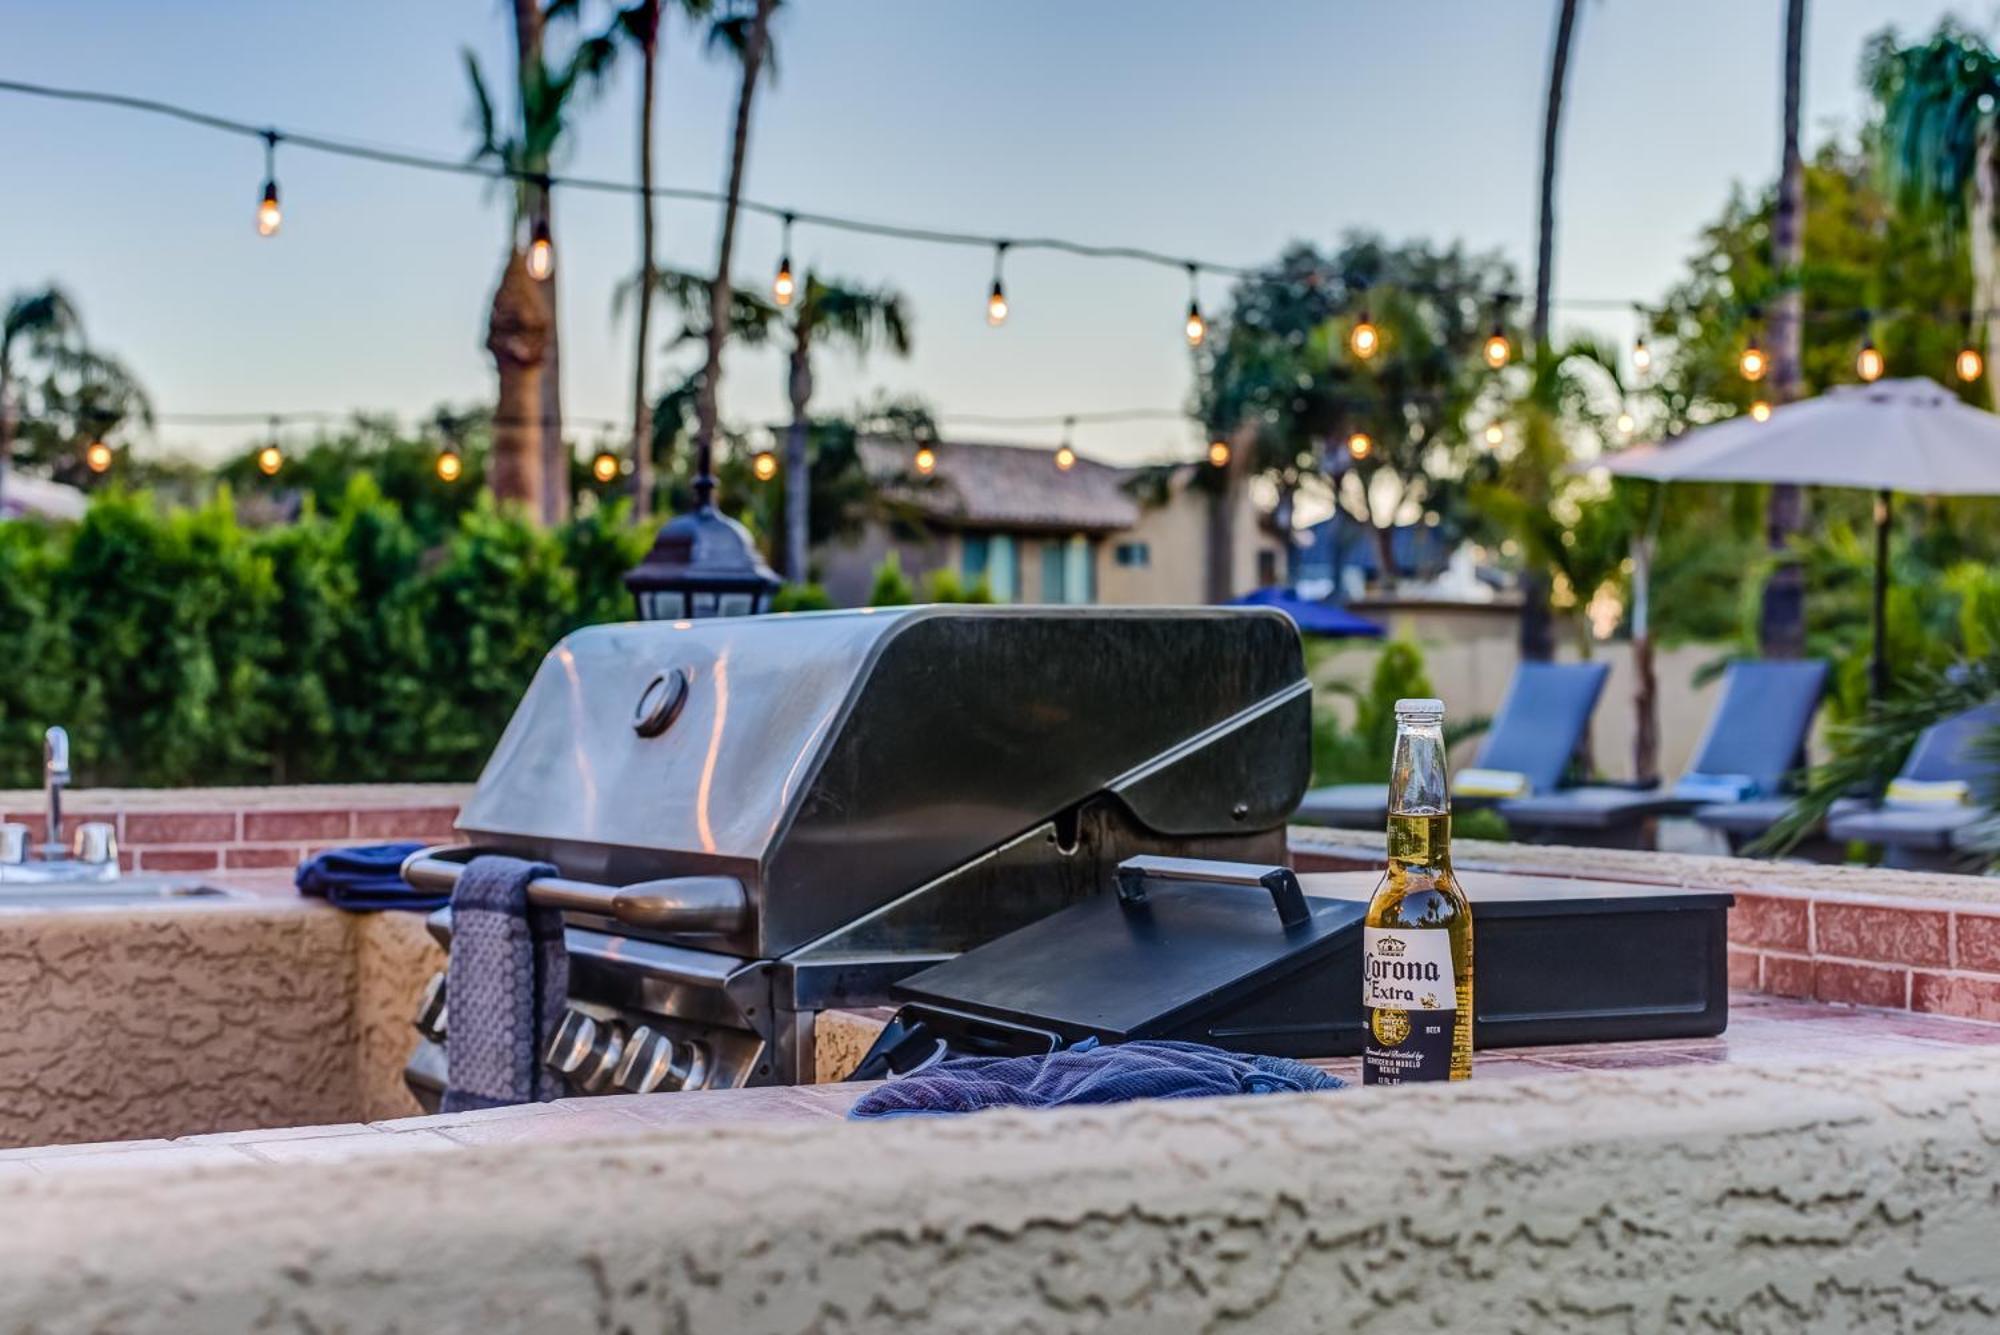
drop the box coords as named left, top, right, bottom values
left=406, top=606, right=1310, bottom=1105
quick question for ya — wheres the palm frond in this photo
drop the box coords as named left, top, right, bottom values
left=1750, top=656, right=2000, bottom=855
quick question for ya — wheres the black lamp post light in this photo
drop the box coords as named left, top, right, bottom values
left=624, top=436, right=781, bottom=621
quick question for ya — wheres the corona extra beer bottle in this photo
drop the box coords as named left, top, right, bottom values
left=1362, top=698, right=1473, bottom=1084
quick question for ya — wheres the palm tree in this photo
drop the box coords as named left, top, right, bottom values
left=578, top=1, right=714, bottom=522
left=485, top=252, right=553, bottom=507
left=689, top=0, right=777, bottom=507
left=1870, top=21, right=2000, bottom=409
left=466, top=7, right=610, bottom=521
left=1531, top=0, right=1580, bottom=354
left=0, top=287, right=150, bottom=498
left=779, top=276, right=911, bottom=579
left=1760, top=0, right=1809, bottom=660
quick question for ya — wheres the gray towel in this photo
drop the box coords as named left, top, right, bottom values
left=442, top=855, right=569, bottom=1112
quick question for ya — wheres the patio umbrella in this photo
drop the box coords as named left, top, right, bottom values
left=1597, top=378, right=2000, bottom=698
left=1228, top=586, right=1385, bottom=638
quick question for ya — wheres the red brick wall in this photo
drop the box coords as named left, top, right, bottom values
left=1729, top=891, right=2000, bottom=1024
left=0, top=799, right=460, bottom=876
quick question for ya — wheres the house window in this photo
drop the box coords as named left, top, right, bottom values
left=1257, top=547, right=1279, bottom=588
left=1114, top=542, right=1150, bottom=568
left=1067, top=534, right=1094, bottom=604
left=1041, top=539, right=1068, bottom=604
left=963, top=534, right=989, bottom=583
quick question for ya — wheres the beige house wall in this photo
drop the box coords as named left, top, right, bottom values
left=1098, top=482, right=1277, bottom=605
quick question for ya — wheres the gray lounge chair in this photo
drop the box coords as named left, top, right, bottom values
left=1500, top=659, right=1829, bottom=850
left=1824, top=701, right=2000, bottom=871
left=1293, top=660, right=1610, bottom=829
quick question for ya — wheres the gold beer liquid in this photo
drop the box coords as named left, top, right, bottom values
left=1361, top=701, right=1473, bottom=1085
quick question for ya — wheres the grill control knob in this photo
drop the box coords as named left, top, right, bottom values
left=679, top=1041, right=711, bottom=1092
left=414, top=971, right=448, bottom=1043
left=613, top=1027, right=679, bottom=1095
left=544, top=1009, right=625, bottom=1093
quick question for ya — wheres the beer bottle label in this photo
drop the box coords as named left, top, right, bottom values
left=1362, top=927, right=1457, bottom=1084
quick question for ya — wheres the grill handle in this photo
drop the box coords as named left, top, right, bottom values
left=1114, top=855, right=1312, bottom=930
left=400, top=845, right=748, bottom=935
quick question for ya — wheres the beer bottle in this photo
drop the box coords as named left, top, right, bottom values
left=1361, top=698, right=1473, bottom=1084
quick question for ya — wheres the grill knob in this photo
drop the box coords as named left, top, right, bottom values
left=613, top=1027, right=679, bottom=1095
left=544, top=1009, right=626, bottom=1093
left=414, top=971, right=448, bottom=1043
left=678, top=1041, right=710, bottom=1092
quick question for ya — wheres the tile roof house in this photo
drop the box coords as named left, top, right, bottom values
left=814, top=439, right=1281, bottom=607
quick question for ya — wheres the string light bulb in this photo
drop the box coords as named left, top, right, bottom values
left=1750, top=400, right=1772, bottom=422
left=1615, top=411, right=1636, bottom=437
left=1055, top=417, right=1077, bottom=471
left=913, top=445, right=937, bottom=475
left=1206, top=439, right=1231, bottom=468
left=1482, top=323, right=1511, bottom=370
left=256, top=444, right=283, bottom=476
left=1349, top=309, right=1380, bottom=361
left=1738, top=339, right=1767, bottom=383
left=1856, top=336, right=1883, bottom=383
left=1183, top=264, right=1205, bottom=347
left=752, top=449, right=779, bottom=482
left=435, top=448, right=463, bottom=483
left=1632, top=333, right=1651, bottom=373
left=255, top=130, right=282, bottom=237
left=84, top=440, right=113, bottom=474
left=986, top=241, right=1009, bottom=326
left=1483, top=423, right=1504, bottom=447
left=527, top=216, right=554, bottom=282
left=1957, top=345, right=1985, bottom=382
left=772, top=213, right=796, bottom=307
left=590, top=451, right=619, bottom=483
left=1346, top=430, right=1374, bottom=460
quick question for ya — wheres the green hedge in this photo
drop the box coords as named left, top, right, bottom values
left=0, top=480, right=650, bottom=790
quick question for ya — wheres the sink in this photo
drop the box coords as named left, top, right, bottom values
left=0, top=877, right=240, bottom=909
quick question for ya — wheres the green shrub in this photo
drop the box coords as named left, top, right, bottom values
left=770, top=582, right=835, bottom=613
left=920, top=569, right=994, bottom=603
left=867, top=552, right=916, bottom=607
left=0, top=487, right=649, bottom=788
left=1310, top=638, right=1487, bottom=787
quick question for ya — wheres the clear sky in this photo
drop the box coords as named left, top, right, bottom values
left=0, top=1, right=1984, bottom=468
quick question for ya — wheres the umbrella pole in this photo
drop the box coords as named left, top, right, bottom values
left=1872, top=489, right=1891, bottom=703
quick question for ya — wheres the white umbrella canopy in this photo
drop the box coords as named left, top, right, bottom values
left=1595, top=377, right=2000, bottom=701
left=1599, top=378, right=2000, bottom=495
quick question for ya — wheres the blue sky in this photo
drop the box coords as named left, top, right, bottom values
left=0, top=1, right=1983, bottom=467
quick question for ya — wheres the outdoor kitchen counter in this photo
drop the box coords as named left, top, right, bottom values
left=4, top=990, right=1994, bottom=1174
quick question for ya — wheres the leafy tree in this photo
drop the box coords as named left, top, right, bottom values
left=1195, top=236, right=1516, bottom=594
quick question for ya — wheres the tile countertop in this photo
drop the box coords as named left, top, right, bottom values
left=5, top=991, right=1997, bottom=1177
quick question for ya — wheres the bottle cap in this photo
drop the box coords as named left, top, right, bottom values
left=1394, top=697, right=1445, bottom=717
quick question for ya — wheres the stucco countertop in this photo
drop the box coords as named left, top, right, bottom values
left=5, top=990, right=1994, bottom=1176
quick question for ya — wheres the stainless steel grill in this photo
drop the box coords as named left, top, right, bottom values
left=405, top=605, right=1309, bottom=1105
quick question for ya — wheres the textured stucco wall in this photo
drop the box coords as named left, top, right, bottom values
left=3, top=1052, right=1999, bottom=1332
left=0, top=902, right=437, bottom=1147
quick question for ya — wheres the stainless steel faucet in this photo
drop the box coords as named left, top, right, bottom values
left=43, top=726, right=69, bottom=858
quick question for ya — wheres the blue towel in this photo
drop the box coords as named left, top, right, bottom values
left=442, top=854, right=569, bottom=1112
left=294, top=842, right=438, bottom=912
left=848, top=1039, right=1342, bottom=1120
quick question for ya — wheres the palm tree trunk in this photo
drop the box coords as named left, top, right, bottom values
left=1759, top=0, right=1808, bottom=660
left=630, top=6, right=660, bottom=521
left=692, top=0, right=775, bottom=503
left=1532, top=0, right=1581, bottom=354
left=1629, top=519, right=1660, bottom=784
left=488, top=251, right=552, bottom=509
left=539, top=188, right=568, bottom=526
left=1974, top=121, right=1999, bottom=413
left=785, top=329, right=812, bottom=582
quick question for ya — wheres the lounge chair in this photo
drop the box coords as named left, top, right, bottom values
left=1500, top=659, right=1828, bottom=850
left=1292, top=660, right=1610, bottom=829
left=1823, top=701, right=2000, bottom=871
